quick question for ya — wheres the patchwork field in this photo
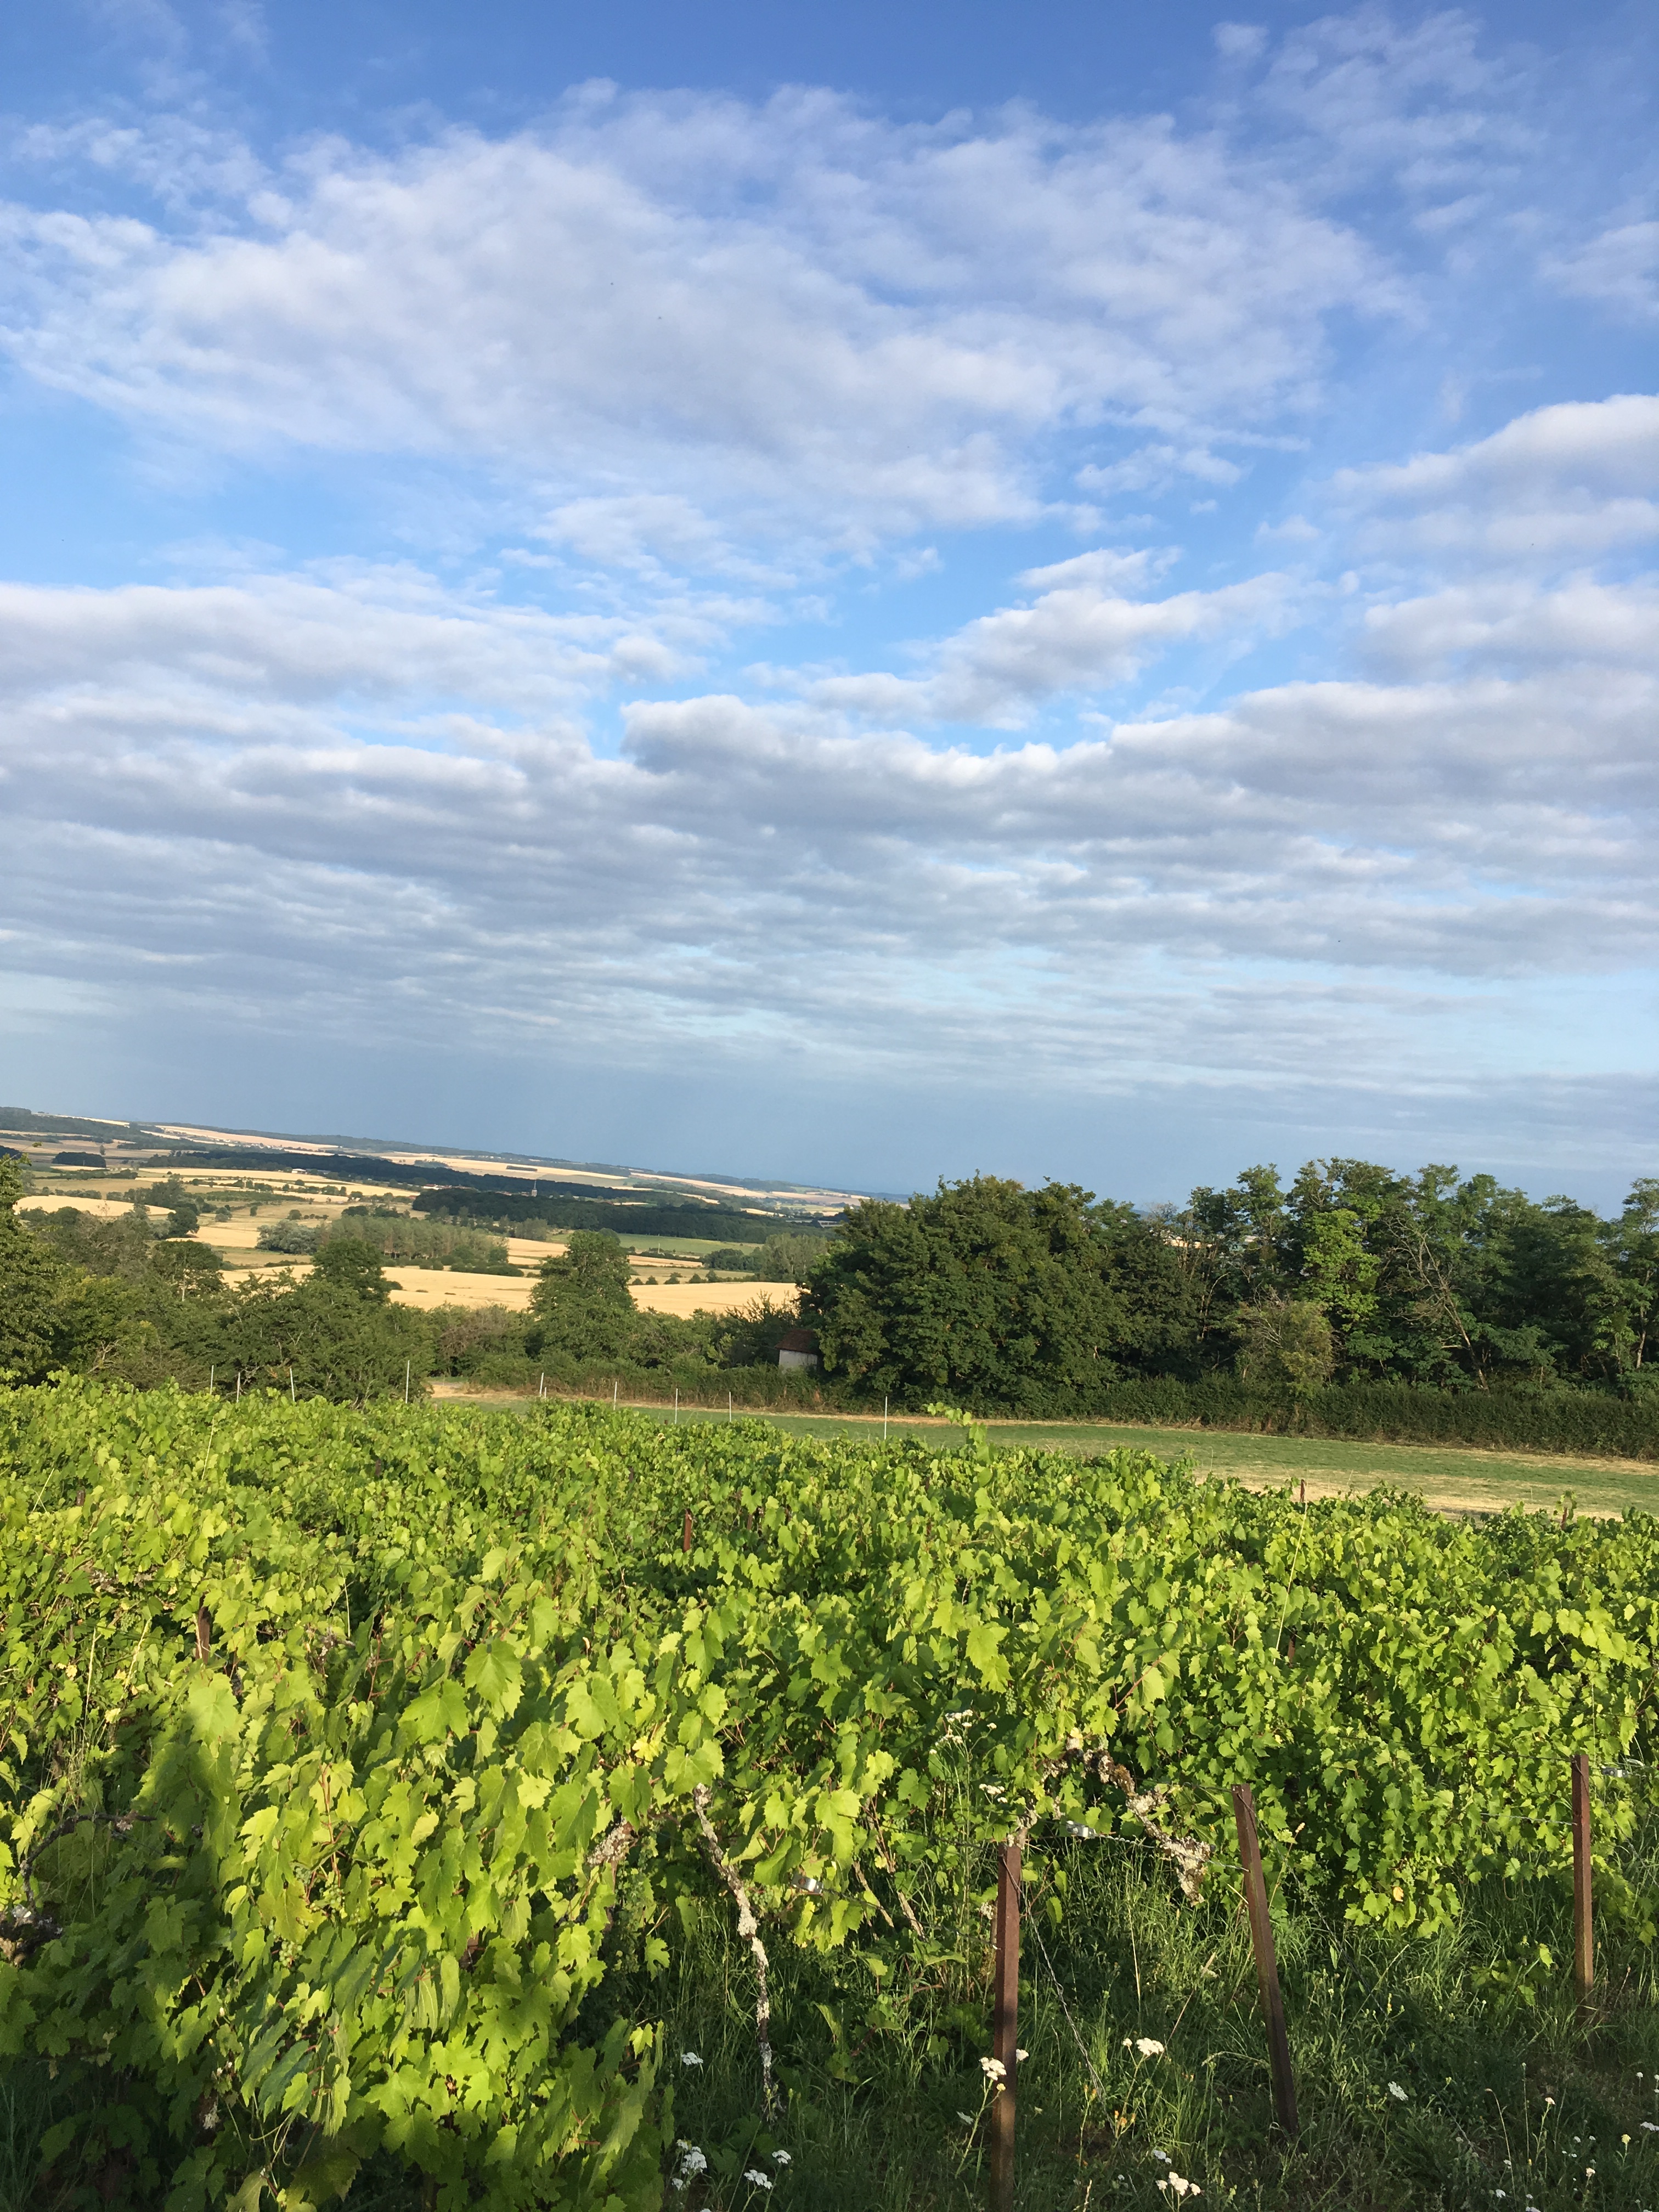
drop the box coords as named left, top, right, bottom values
left=20, top=1170, right=798, bottom=1314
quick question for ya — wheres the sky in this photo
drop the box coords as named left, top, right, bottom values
left=0, top=1, right=1654, bottom=1206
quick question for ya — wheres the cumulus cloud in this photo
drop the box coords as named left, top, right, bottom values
left=1331, top=393, right=1659, bottom=562
left=808, top=567, right=1290, bottom=725
left=0, top=43, right=1653, bottom=1145
left=1362, top=577, right=1659, bottom=675
left=0, top=88, right=1387, bottom=541
left=0, top=540, right=1652, bottom=1097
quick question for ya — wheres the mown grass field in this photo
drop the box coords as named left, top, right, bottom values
left=445, top=1394, right=1659, bottom=1520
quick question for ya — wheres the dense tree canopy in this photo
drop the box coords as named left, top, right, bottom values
left=528, top=1231, right=637, bottom=1362
left=4, top=1154, right=1657, bottom=1416
left=803, top=1164, right=1659, bottom=1409
left=801, top=1175, right=1189, bottom=1412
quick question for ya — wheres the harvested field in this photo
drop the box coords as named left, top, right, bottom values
left=630, top=1279, right=798, bottom=1316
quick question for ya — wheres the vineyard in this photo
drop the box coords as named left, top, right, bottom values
left=5, top=1383, right=1659, bottom=2211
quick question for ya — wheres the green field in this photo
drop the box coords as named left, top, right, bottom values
left=456, top=1391, right=1659, bottom=1519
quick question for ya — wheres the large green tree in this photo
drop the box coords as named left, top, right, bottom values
left=528, top=1231, right=637, bottom=1362
left=802, top=1174, right=1186, bottom=1412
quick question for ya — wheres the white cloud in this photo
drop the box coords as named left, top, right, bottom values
left=1362, top=577, right=1659, bottom=675
left=1077, top=445, right=1244, bottom=497
left=0, top=90, right=1387, bottom=542
left=1331, top=393, right=1659, bottom=562
left=1247, top=7, right=1532, bottom=200
left=0, top=567, right=708, bottom=714
left=0, top=551, right=1652, bottom=1097
left=1543, top=218, right=1659, bottom=324
left=808, top=568, right=1289, bottom=726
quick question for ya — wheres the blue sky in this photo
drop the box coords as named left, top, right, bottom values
left=0, top=1, right=1654, bottom=1205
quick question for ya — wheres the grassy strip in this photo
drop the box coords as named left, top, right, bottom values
left=13, top=1805, right=1654, bottom=2211
left=456, top=1365, right=1659, bottom=1462
left=441, top=1394, right=1659, bottom=1521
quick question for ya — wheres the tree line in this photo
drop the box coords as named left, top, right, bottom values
left=801, top=1165, right=1659, bottom=1410
left=3, top=1156, right=1655, bottom=1433
left=0, top=1166, right=799, bottom=1405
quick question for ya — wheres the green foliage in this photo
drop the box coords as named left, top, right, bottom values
left=309, top=1238, right=392, bottom=1302
left=803, top=1175, right=1187, bottom=1410
left=1232, top=1295, right=1336, bottom=1393
left=5, top=1385, right=1659, bottom=2207
left=0, top=1164, right=88, bottom=1383
left=800, top=1164, right=1659, bottom=1417
left=149, top=1179, right=202, bottom=1239
left=212, top=1274, right=430, bottom=1403
left=327, top=1214, right=513, bottom=1273
left=529, top=1233, right=636, bottom=1362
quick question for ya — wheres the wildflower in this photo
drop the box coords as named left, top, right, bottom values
left=772, top=2151, right=792, bottom=2166
left=680, top=2051, right=704, bottom=2068
left=1626, top=2136, right=1633, bottom=2148
left=1137, top=2038, right=1166, bottom=2058
left=1645, top=2123, right=1659, bottom=2135
left=1017, top=2049, right=1029, bottom=2062
left=743, top=2170, right=775, bottom=2190
left=1065, top=1821, right=1099, bottom=1839
left=1153, top=2151, right=1171, bottom=2164
left=980, top=2057, right=1006, bottom=2081
left=1156, top=2176, right=1201, bottom=2200
left=676, top=2147, right=709, bottom=2176
left=1545, top=2097, right=1556, bottom=2108
left=1387, top=2083, right=1408, bottom=2102
left=958, top=2113, right=977, bottom=2126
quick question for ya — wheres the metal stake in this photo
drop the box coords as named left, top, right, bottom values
left=989, top=1840, right=1021, bottom=2212
left=1573, top=1753, right=1594, bottom=2014
left=289, top=1367, right=296, bottom=1403
left=404, top=1359, right=410, bottom=1404
left=1233, top=1784, right=1299, bottom=2136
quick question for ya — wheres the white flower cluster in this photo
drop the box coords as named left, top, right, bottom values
left=670, top=2141, right=708, bottom=2194
left=1155, top=2173, right=1201, bottom=2199
left=1124, top=2036, right=1165, bottom=2057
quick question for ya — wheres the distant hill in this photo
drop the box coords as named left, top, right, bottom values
left=0, top=1107, right=150, bottom=1141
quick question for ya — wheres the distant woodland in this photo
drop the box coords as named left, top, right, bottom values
left=2, top=1156, right=1655, bottom=1454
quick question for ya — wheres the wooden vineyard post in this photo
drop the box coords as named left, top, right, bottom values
left=989, top=1840, right=1021, bottom=2212
left=195, top=1604, right=212, bottom=1663
left=1573, top=1753, right=1594, bottom=2015
left=1233, top=1785, right=1299, bottom=2137
left=682, top=1509, right=694, bottom=1555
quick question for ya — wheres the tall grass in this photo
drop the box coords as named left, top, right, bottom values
left=9, top=1794, right=1659, bottom=2210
